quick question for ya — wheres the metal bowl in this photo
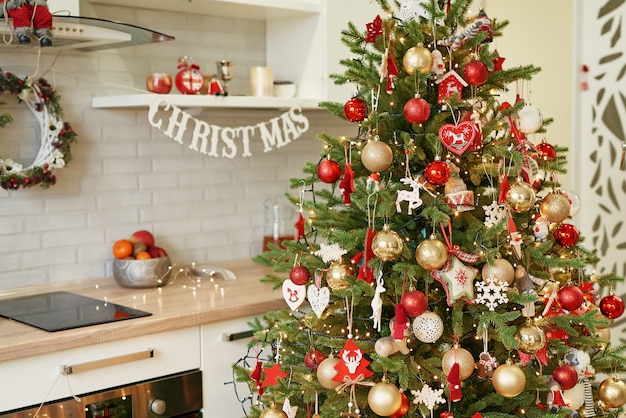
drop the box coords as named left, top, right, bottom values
left=113, top=257, right=172, bottom=288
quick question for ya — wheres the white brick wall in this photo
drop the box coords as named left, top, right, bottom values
left=0, top=5, right=353, bottom=289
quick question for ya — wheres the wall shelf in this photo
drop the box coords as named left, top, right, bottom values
left=91, top=94, right=323, bottom=110
left=89, top=0, right=321, bottom=20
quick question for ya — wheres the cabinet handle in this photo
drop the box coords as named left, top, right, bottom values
left=222, top=330, right=254, bottom=341
left=61, top=349, right=154, bottom=375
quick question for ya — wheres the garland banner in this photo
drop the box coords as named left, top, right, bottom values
left=148, top=99, right=310, bottom=158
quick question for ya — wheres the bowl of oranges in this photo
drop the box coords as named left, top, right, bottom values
left=111, top=230, right=172, bottom=288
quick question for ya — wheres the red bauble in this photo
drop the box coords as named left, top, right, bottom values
left=304, top=349, right=325, bottom=370
left=403, top=97, right=431, bottom=124
left=401, top=290, right=428, bottom=317
left=552, top=364, right=579, bottom=390
left=463, top=60, right=489, bottom=86
left=343, top=97, right=368, bottom=122
left=554, top=223, right=579, bottom=248
left=424, top=159, right=451, bottom=186
left=536, top=141, right=557, bottom=161
left=600, top=294, right=625, bottom=319
left=289, top=265, right=310, bottom=285
left=317, top=158, right=342, bottom=183
left=389, top=392, right=409, bottom=418
left=557, top=285, right=584, bottom=311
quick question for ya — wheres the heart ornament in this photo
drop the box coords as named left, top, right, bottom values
left=282, top=279, right=306, bottom=311
left=307, top=284, right=330, bottom=318
left=438, top=121, right=477, bottom=155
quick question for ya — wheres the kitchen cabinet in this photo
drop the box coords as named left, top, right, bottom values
left=0, top=327, right=201, bottom=412
left=201, top=316, right=260, bottom=416
left=89, top=0, right=380, bottom=109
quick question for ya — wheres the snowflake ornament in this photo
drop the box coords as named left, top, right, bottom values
left=475, top=274, right=509, bottom=311
left=314, top=243, right=348, bottom=264
left=482, top=201, right=507, bottom=228
left=412, top=383, right=446, bottom=411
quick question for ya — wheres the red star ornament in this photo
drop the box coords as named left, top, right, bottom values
left=431, top=256, right=478, bottom=306
left=492, top=55, right=505, bottom=72
left=366, top=15, right=383, bottom=43
left=333, top=339, right=373, bottom=382
left=261, top=363, right=288, bottom=388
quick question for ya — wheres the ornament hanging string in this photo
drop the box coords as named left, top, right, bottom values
left=440, top=222, right=480, bottom=264
left=345, top=293, right=355, bottom=339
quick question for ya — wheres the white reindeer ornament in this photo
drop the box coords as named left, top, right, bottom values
left=396, top=176, right=431, bottom=215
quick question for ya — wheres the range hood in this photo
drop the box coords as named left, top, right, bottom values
left=0, top=15, right=175, bottom=52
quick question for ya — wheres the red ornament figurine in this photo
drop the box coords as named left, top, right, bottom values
left=343, top=97, right=368, bottom=122
left=401, top=290, right=428, bottom=317
left=304, top=349, right=325, bottom=370
left=317, top=157, right=342, bottom=183
left=289, top=265, right=310, bottom=286
left=552, top=364, right=579, bottom=390
left=600, top=294, right=625, bottom=319
left=554, top=223, right=579, bottom=248
left=404, top=97, right=431, bottom=124
left=424, top=158, right=451, bottom=186
left=557, top=285, right=584, bottom=311
left=389, top=391, right=409, bottom=418
left=175, top=57, right=205, bottom=94
left=463, top=60, right=489, bottom=86
left=536, top=141, right=557, bottom=161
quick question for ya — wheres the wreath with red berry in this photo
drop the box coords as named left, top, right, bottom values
left=0, top=69, right=77, bottom=190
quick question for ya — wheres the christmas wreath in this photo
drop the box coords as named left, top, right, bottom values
left=0, top=68, right=77, bottom=190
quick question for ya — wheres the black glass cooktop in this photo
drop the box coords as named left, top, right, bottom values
left=0, top=291, right=151, bottom=332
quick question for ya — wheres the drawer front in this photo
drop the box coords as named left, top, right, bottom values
left=0, top=326, right=200, bottom=413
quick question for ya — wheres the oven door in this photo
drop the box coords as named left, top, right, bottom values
left=0, top=369, right=202, bottom=418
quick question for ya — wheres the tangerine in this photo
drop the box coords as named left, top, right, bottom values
left=112, top=239, right=133, bottom=259
left=135, top=251, right=152, bottom=260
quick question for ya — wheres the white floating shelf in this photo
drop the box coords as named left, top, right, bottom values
left=91, top=94, right=324, bottom=110
left=89, top=0, right=321, bottom=20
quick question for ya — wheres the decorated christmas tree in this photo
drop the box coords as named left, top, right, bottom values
left=235, top=1, right=626, bottom=417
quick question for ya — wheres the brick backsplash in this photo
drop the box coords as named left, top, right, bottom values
left=0, top=6, right=353, bottom=289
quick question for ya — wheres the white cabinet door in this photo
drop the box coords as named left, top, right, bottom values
left=201, top=317, right=260, bottom=417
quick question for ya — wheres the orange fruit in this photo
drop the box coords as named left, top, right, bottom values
left=113, top=239, right=133, bottom=259
left=135, top=251, right=152, bottom=260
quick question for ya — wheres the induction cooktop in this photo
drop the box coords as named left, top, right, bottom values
left=0, top=291, right=151, bottom=332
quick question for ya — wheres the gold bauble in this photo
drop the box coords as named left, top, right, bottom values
left=598, top=377, right=626, bottom=408
left=492, top=361, right=526, bottom=397
left=539, top=192, right=571, bottom=223
left=515, top=322, right=546, bottom=354
left=260, top=403, right=288, bottom=418
left=442, top=346, right=475, bottom=380
left=505, top=181, right=536, bottom=213
left=368, top=381, right=402, bottom=416
left=372, top=224, right=404, bottom=261
left=596, top=326, right=611, bottom=341
left=326, top=261, right=351, bottom=290
left=402, top=43, right=433, bottom=75
left=361, top=140, right=393, bottom=172
left=316, top=355, right=341, bottom=389
left=416, top=237, right=449, bottom=270
left=482, top=258, right=515, bottom=285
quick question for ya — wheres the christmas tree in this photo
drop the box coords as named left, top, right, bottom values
left=235, top=1, right=626, bottom=417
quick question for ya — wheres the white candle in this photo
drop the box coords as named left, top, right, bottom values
left=250, top=66, right=273, bottom=97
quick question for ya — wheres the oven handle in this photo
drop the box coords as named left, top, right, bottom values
left=60, top=348, right=154, bottom=375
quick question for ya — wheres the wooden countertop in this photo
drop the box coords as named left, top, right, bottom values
left=0, top=259, right=284, bottom=362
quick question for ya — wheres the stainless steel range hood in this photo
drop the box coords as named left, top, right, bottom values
left=0, top=15, right=175, bottom=52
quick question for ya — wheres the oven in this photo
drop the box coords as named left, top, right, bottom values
left=0, top=369, right=202, bottom=418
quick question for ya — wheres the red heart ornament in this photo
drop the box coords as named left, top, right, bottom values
left=438, top=121, right=477, bottom=155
